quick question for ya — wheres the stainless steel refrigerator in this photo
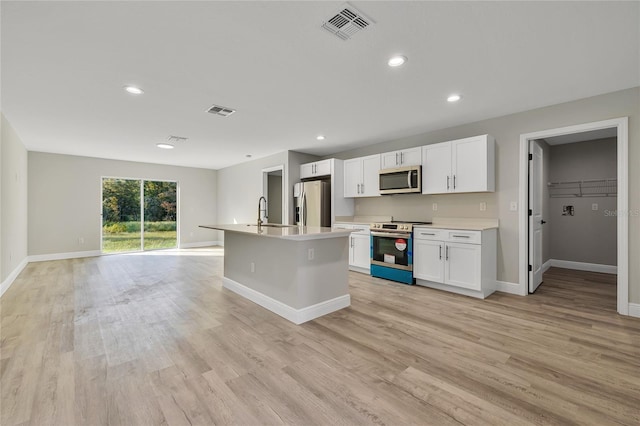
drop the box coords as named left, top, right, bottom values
left=294, top=181, right=331, bottom=227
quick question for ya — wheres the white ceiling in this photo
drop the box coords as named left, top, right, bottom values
left=2, top=1, right=638, bottom=170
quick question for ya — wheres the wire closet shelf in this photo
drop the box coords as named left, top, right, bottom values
left=548, top=178, right=617, bottom=198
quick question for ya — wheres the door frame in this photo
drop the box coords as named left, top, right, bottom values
left=261, top=165, right=287, bottom=224
left=100, top=176, right=180, bottom=253
left=518, top=117, right=628, bottom=314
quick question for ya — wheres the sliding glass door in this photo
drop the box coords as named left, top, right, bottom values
left=101, top=178, right=177, bottom=253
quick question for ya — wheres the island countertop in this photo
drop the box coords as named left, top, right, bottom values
left=199, top=224, right=354, bottom=241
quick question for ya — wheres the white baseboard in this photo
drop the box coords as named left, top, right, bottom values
left=495, top=280, right=526, bottom=296
left=0, top=257, right=29, bottom=297
left=542, top=260, right=552, bottom=273
left=222, top=277, right=350, bottom=324
left=28, top=250, right=101, bottom=263
left=180, top=241, right=222, bottom=249
left=348, top=266, right=370, bottom=275
left=628, top=303, right=640, bottom=318
left=549, top=259, right=617, bottom=275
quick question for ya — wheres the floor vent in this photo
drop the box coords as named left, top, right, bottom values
left=207, top=104, right=236, bottom=117
left=321, top=3, right=374, bottom=41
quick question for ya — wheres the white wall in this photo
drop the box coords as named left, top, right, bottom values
left=28, top=152, right=218, bottom=256
left=328, top=87, right=640, bottom=302
left=217, top=151, right=289, bottom=231
left=1, top=113, right=29, bottom=284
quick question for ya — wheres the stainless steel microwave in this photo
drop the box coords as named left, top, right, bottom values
left=379, top=166, right=421, bottom=194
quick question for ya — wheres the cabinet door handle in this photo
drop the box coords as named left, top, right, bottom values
left=447, top=176, right=450, bottom=190
left=445, top=245, right=449, bottom=260
left=400, top=152, right=404, bottom=164
left=356, top=183, right=360, bottom=194
left=396, top=152, right=399, bottom=165
left=420, top=232, right=436, bottom=236
left=439, top=245, right=442, bottom=260
left=361, top=183, right=364, bottom=193
left=452, top=235, right=470, bottom=238
left=350, top=237, right=354, bottom=248
left=453, top=174, right=456, bottom=189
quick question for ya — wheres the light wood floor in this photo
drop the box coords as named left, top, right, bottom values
left=2, top=250, right=639, bottom=425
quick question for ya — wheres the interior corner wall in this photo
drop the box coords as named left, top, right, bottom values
left=28, top=152, right=218, bottom=256
left=1, top=113, right=29, bottom=283
left=216, top=151, right=289, bottom=231
left=548, top=138, right=617, bottom=266
left=327, top=87, right=639, bottom=303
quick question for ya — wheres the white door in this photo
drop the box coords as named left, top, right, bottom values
left=414, top=239, right=444, bottom=283
left=452, top=136, right=486, bottom=193
left=422, top=143, right=451, bottom=194
left=351, top=233, right=371, bottom=269
left=444, top=242, right=482, bottom=290
left=361, top=154, right=381, bottom=197
left=528, top=140, right=545, bottom=293
left=343, top=159, right=361, bottom=197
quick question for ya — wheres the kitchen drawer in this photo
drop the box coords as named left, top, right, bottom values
left=414, top=228, right=446, bottom=241
left=446, top=230, right=481, bottom=244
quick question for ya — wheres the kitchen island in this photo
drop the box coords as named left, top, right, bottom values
left=199, top=224, right=354, bottom=324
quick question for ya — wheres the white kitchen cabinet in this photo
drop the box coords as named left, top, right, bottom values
left=413, top=227, right=496, bottom=299
left=334, top=223, right=370, bottom=273
left=350, top=232, right=371, bottom=272
left=300, top=159, right=332, bottom=179
left=422, top=135, right=495, bottom=194
left=381, top=147, right=422, bottom=169
left=344, top=154, right=380, bottom=198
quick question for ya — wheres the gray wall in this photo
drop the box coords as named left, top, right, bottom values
left=327, top=87, right=639, bottom=302
left=1, top=113, right=29, bottom=283
left=267, top=174, right=282, bottom=223
left=28, top=152, right=217, bottom=256
left=548, top=138, right=617, bottom=265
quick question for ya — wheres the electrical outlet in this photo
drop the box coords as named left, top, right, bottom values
left=432, top=203, right=438, bottom=211
left=250, top=262, right=255, bottom=273
left=479, top=202, right=487, bottom=211
left=308, top=248, right=314, bottom=260
left=592, top=203, right=598, bottom=211
left=510, top=201, right=518, bottom=212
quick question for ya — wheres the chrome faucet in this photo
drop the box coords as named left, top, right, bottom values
left=257, top=196, right=267, bottom=226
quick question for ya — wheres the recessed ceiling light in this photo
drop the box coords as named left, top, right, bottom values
left=124, top=85, right=144, bottom=95
left=316, top=135, right=326, bottom=141
left=447, top=94, right=462, bottom=102
left=156, top=143, right=174, bottom=149
left=388, top=55, right=407, bottom=67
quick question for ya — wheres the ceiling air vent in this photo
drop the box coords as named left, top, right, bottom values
left=322, top=3, right=374, bottom=41
left=167, top=135, right=188, bottom=143
left=207, top=104, right=236, bottom=117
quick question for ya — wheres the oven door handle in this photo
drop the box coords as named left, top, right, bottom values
left=371, top=231, right=411, bottom=239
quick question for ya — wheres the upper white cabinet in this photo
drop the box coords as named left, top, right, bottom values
left=422, top=135, right=495, bottom=194
left=380, top=147, right=422, bottom=169
left=300, top=159, right=332, bottom=179
left=344, top=154, right=381, bottom=198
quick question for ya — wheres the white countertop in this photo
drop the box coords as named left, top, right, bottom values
left=199, top=224, right=354, bottom=241
left=414, top=218, right=499, bottom=231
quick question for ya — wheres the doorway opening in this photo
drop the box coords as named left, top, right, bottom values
left=262, top=165, right=286, bottom=225
left=519, top=117, right=629, bottom=315
left=101, top=177, right=178, bottom=253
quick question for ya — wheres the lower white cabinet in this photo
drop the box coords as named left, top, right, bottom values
left=350, top=232, right=371, bottom=271
left=413, top=228, right=496, bottom=298
left=334, top=223, right=370, bottom=273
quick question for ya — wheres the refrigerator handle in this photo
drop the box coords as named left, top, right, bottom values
left=302, top=192, right=307, bottom=226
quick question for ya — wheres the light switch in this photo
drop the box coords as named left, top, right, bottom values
left=592, top=203, right=598, bottom=211
left=432, top=203, right=438, bottom=211
left=480, top=202, right=487, bottom=211
left=510, top=202, right=518, bottom=212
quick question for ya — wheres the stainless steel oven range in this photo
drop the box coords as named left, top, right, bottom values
left=370, top=221, right=432, bottom=285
